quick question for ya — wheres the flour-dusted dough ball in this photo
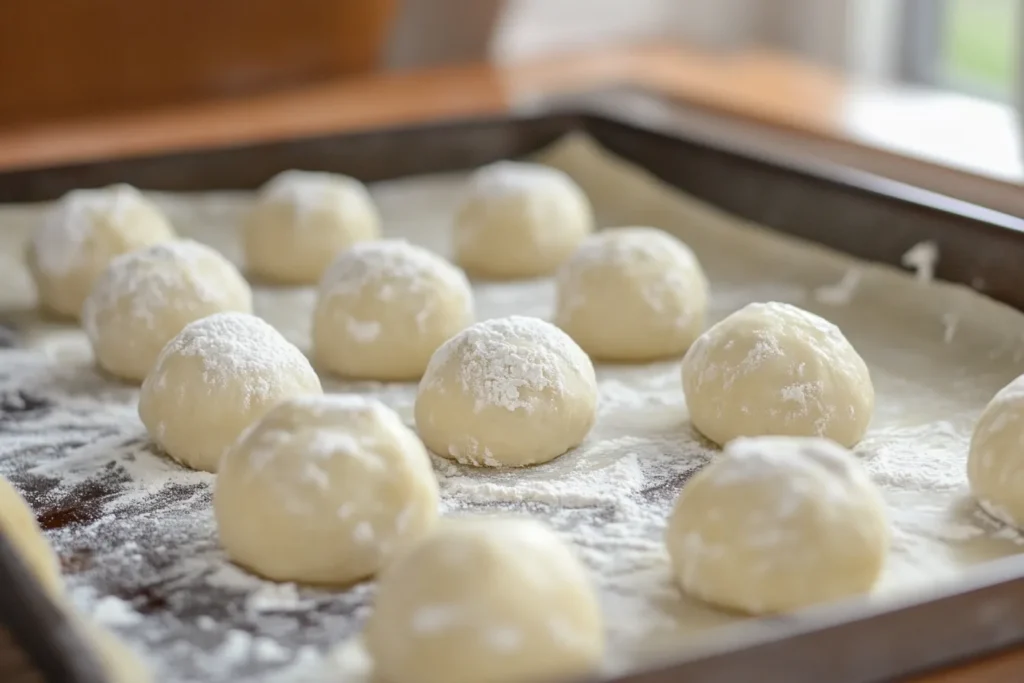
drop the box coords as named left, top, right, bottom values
left=82, top=240, right=253, bottom=382
left=27, top=184, right=176, bottom=318
left=366, top=517, right=604, bottom=683
left=139, top=312, right=322, bottom=472
left=0, top=477, right=62, bottom=598
left=244, top=170, right=381, bottom=284
left=967, top=374, right=1024, bottom=527
left=313, top=240, right=473, bottom=381
left=415, top=316, right=597, bottom=467
left=555, top=227, right=708, bottom=361
left=666, top=436, right=888, bottom=614
left=216, top=394, right=439, bottom=584
left=681, top=302, right=874, bottom=447
left=454, top=162, right=594, bottom=279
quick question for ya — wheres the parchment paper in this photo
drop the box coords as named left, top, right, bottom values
left=0, top=133, right=1022, bottom=682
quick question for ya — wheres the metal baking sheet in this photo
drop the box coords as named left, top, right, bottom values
left=3, top=89, right=1024, bottom=683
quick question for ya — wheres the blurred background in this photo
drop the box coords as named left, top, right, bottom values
left=0, top=0, right=1019, bottom=190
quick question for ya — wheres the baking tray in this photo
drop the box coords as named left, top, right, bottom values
left=3, top=87, right=1024, bottom=683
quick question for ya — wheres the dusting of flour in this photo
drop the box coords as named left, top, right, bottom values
left=1, top=134, right=1023, bottom=682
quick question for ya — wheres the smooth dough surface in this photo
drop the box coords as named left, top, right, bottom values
left=82, top=240, right=253, bottom=382
left=244, top=170, right=381, bottom=284
left=0, top=476, right=63, bottom=598
left=666, top=436, right=889, bottom=614
left=215, top=394, right=439, bottom=584
left=365, top=517, right=604, bottom=683
left=555, top=226, right=708, bottom=361
left=27, top=184, right=176, bottom=318
left=138, top=312, right=322, bottom=472
left=454, top=161, right=594, bottom=279
left=313, top=240, right=473, bottom=380
left=681, top=301, right=874, bottom=447
left=967, top=373, right=1024, bottom=526
left=415, top=315, right=597, bottom=467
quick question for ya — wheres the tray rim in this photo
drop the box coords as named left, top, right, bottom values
left=2, top=87, right=1024, bottom=683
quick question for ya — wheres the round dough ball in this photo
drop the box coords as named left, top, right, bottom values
left=366, top=517, right=604, bottom=683
left=82, top=240, right=253, bottom=383
left=313, top=240, right=473, bottom=381
left=666, top=436, right=888, bottom=614
left=454, top=162, right=593, bottom=279
left=244, top=170, right=381, bottom=284
left=28, top=184, right=176, bottom=318
left=415, top=316, right=597, bottom=467
left=967, top=374, right=1024, bottom=527
left=138, top=312, right=322, bottom=472
left=681, top=301, right=874, bottom=447
left=555, top=227, right=708, bottom=361
left=215, top=394, right=439, bottom=584
left=0, top=477, right=62, bottom=598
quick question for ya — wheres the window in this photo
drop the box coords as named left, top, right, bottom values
left=901, top=0, right=1018, bottom=101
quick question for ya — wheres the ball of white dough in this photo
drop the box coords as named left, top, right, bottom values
left=415, top=316, right=597, bottom=467
left=0, top=477, right=62, bottom=598
left=139, top=312, right=322, bottom=472
left=454, top=162, right=593, bottom=279
left=366, top=517, right=604, bottom=683
left=28, top=184, right=176, bottom=318
left=216, top=395, right=438, bottom=584
left=82, top=240, right=253, bottom=382
left=666, top=436, right=888, bottom=614
left=555, top=227, right=708, bottom=361
left=967, top=374, right=1024, bottom=527
left=313, top=240, right=473, bottom=381
left=244, top=170, right=381, bottom=284
left=681, top=302, right=873, bottom=447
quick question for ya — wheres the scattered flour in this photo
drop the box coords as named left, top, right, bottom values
left=0, top=136, right=1022, bottom=683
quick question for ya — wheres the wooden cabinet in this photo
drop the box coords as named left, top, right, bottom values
left=0, top=0, right=397, bottom=126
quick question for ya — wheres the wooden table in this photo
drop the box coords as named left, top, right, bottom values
left=0, top=43, right=1021, bottom=683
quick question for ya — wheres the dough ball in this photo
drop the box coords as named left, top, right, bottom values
left=454, top=162, right=593, bottom=279
left=0, top=477, right=62, bottom=598
left=82, top=240, right=253, bottom=383
left=666, top=436, right=888, bottom=614
left=71, top=618, right=152, bottom=683
left=415, top=316, right=597, bottom=467
left=967, top=374, right=1024, bottom=527
left=138, top=312, right=322, bottom=472
left=313, top=240, right=473, bottom=381
left=27, top=184, right=176, bottom=318
left=555, top=227, right=708, bottom=361
left=366, top=517, right=604, bottom=683
left=681, top=301, right=873, bottom=447
left=244, top=170, right=381, bottom=284
left=215, top=394, right=439, bottom=584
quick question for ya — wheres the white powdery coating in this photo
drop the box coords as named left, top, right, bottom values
left=156, top=312, right=312, bottom=408
left=82, top=240, right=231, bottom=340
left=425, top=315, right=593, bottom=414
left=261, top=170, right=371, bottom=222
left=704, top=437, right=867, bottom=502
left=33, top=184, right=145, bottom=277
left=684, top=302, right=864, bottom=433
left=319, top=239, right=472, bottom=326
left=557, top=228, right=704, bottom=329
left=467, top=161, right=576, bottom=199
